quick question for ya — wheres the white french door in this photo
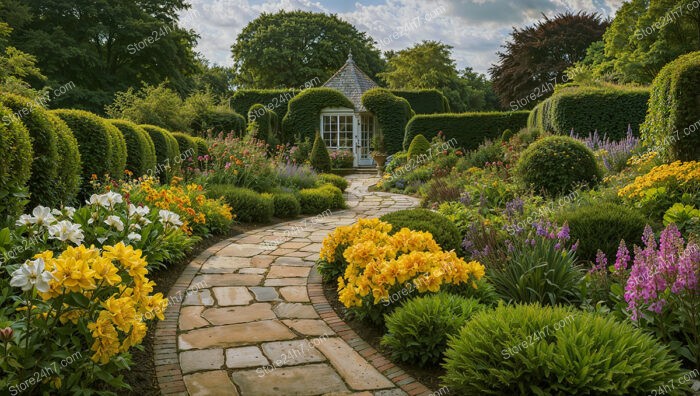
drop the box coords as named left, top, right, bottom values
left=320, top=110, right=376, bottom=167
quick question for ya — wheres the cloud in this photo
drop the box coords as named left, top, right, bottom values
left=180, top=0, right=623, bottom=74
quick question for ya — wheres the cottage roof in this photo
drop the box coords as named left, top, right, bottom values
left=323, top=52, right=379, bottom=112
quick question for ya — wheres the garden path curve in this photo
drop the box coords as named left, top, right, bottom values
left=154, top=174, right=434, bottom=396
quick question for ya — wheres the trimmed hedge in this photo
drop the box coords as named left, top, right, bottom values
left=530, top=86, right=650, bottom=139
left=47, top=113, right=81, bottom=204
left=192, top=136, right=208, bottom=159
left=407, top=134, right=430, bottom=159
left=0, top=104, right=33, bottom=223
left=247, top=104, right=275, bottom=142
left=54, top=109, right=124, bottom=190
left=231, top=89, right=298, bottom=123
left=206, top=185, right=274, bottom=223
left=380, top=208, right=461, bottom=253
left=272, top=193, right=301, bottom=218
left=282, top=88, right=354, bottom=143
left=390, top=89, right=449, bottom=114
left=298, top=184, right=344, bottom=214
left=0, top=93, right=60, bottom=207
left=362, top=88, right=414, bottom=155
left=190, top=107, right=246, bottom=136
left=140, top=124, right=180, bottom=183
left=642, top=51, right=700, bottom=161
left=109, top=120, right=157, bottom=178
left=310, top=133, right=331, bottom=173
left=318, top=173, right=348, bottom=192
left=171, top=132, right=198, bottom=159
left=404, top=111, right=529, bottom=152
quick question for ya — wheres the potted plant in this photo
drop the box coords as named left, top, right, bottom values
left=371, top=129, right=388, bottom=172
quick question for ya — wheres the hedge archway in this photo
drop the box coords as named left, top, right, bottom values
left=281, top=88, right=354, bottom=143
left=362, top=88, right=414, bottom=155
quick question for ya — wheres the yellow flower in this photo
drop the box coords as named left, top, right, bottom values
left=87, top=311, right=120, bottom=364
left=91, top=257, right=122, bottom=286
left=52, top=256, right=96, bottom=292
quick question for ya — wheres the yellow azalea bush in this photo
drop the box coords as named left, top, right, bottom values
left=1, top=243, right=166, bottom=393
left=318, top=218, right=485, bottom=324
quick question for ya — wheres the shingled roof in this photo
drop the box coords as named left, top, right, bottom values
left=323, top=53, right=379, bottom=112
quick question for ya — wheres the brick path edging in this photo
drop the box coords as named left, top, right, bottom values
left=307, top=265, right=434, bottom=396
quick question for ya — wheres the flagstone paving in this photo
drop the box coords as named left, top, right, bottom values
left=155, top=174, right=433, bottom=396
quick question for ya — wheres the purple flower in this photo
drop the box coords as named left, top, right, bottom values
left=557, top=223, right=570, bottom=240
left=571, top=240, right=579, bottom=252
left=614, top=240, right=630, bottom=273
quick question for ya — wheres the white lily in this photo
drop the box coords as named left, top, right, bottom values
left=31, top=206, right=56, bottom=227
left=15, top=214, right=33, bottom=227
left=103, top=191, right=123, bottom=209
left=105, top=215, right=124, bottom=232
left=127, top=232, right=142, bottom=242
left=48, top=220, right=85, bottom=245
left=159, top=210, right=183, bottom=230
left=10, top=258, right=54, bottom=293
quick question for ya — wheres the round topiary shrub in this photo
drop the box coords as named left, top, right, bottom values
left=0, top=93, right=60, bottom=207
left=140, top=124, right=180, bottom=183
left=381, top=293, right=484, bottom=367
left=501, top=128, right=514, bottom=141
left=0, top=104, right=33, bottom=223
left=47, top=113, right=81, bottom=204
left=109, top=120, right=157, bottom=178
left=555, top=202, right=648, bottom=262
left=318, top=173, right=348, bottom=192
left=310, top=133, right=331, bottom=173
left=298, top=184, right=344, bottom=214
left=515, top=135, right=601, bottom=196
left=54, top=109, right=121, bottom=191
left=272, top=193, right=301, bottom=218
left=206, top=184, right=273, bottom=223
left=442, top=304, right=689, bottom=395
left=380, top=208, right=461, bottom=253
left=407, top=134, right=431, bottom=159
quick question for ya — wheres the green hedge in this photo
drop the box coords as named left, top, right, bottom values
left=0, top=93, right=60, bottom=207
left=54, top=109, right=125, bottom=190
left=531, top=86, right=650, bottom=139
left=231, top=89, right=298, bottom=124
left=272, top=193, right=301, bottom=218
left=140, top=124, right=180, bottom=183
left=282, top=88, right=354, bottom=143
left=171, top=132, right=198, bottom=159
left=404, top=111, right=529, bottom=151
left=247, top=104, right=275, bottom=142
left=642, top=51, right=700, bottom=161
left=190, top=107, right=246, bottom=136
left=390, top=89, right=449, bottom=114
left=362, top=88, right=414, bottom=155
left=109, top=120, right=157, bottom=178
left=207, top=185, right=274, bottom=223
left=298, top=184, right=344, bottom=214
left=47, top=113, right=81, bottom=204
left=0, top=104, right=33, bottom=223
left=380, top=208, right=462, bottom=253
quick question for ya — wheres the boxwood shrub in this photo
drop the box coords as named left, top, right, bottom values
left=516, top=135, right=601, bottom=196
left=272, top=193, right=301, bottom=218
left=442, top=304, right=689, bottom=395
left=47, top=113, right=81, bottom=204
left=298, top=184, right=344, bottom=214
left=109, top=120, right=157, bottom=178
left=642, top=51, right=700, bottom=161
left=206, top=184, right=274, bottom=223
left=140, top=124, right=180, bottom=183
left=54, top=109, right=123, bottom=190
left=247, top=103, right=276, bottom=142
left=318, top=173, right=348, bottom=192
left=190, top=107, right=246, bottom=136
left=362, top=88, right=414, bottom=155
left=0, top=104, right=33, bottom=223
left=380, top=208, right=461, bottom=253
left=310, top=133, right=331, bottom=173
left=171, top=132, right=198, bottom=160
left=282, top=88, right=353, bottom=142
left=381, top=293, right=484, bottom=367
left=531, top=86, right=650, bottom=139
left=390, top=89, right=449, bottom=114
left=407, top=134, right=431, bottom=159
left=404, top=111, right=529, bottom=152
left=0, top=93, right=60, bottom=207
left=231, top=89, right=298, bottom=123
left=555, top=202, right=648, bottom=262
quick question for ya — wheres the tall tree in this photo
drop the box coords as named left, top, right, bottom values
left=594, top=0, right=700, bottom=84
left=231, top=11, right=384, bottom=88
left=490, top=12, right=608, bottom=108
left=3, top=0, right=199, bottom=113
left=378, top=41, right=498, bottom=112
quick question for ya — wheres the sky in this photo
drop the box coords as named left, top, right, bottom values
left=180, top=0, right=625, bottom=75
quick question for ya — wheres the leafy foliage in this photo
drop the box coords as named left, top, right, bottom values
left=380, top=208, right=461, bottom=253
left=318, top=173, right=348, bottom=192
left=140, top=124, right=180, bottom=183
left=206, top=184, right=274, bottom=223
left=407, top=134, right=431, bottom=159
left=390, top=89, right=449, bottom=114
left=298, top=184, right=344, bottom=214
left=106, top=83, right=191, bottom=132
left=0, top=104, right=32, bottom=225
left=109, top=120, right=157, bottom=179
left=381, top=293, right=484, bottom=367
left=310, top=132, right=331, bottom=173
left=47, top=112, right=81, bottom=205
left=361, top=88, right=414, bottom=155
left=230, top=89, right=298, bottom=123
left=442, top=304, right=689, bottom=395
left=272, top=193, right=301, bottom=218
left=282, top=88, right=353, bottom=143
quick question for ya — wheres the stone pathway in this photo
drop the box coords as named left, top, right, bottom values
left=155, top=174, right=430, bottom=396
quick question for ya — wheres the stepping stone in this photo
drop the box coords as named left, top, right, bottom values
left=273, top=256, right=305, bottom=266
left=192, top=273, right=262, bottom=287
left=180, top=348, right=224, bottom=373
left=239, top=267, right=266, bottom=274
left=278, top=242, right=310, bottom=249
left=249, top=286, right=280, bottom=302
left=268, top=266, right=311, bottom=278
left=374, top=390, right=408, bottom=396
left=261, top=340, right=326, bottom=366
left=273, top=302, right=319, bottom=319
left=251, top=255, right=274, bottom=267
left=316, top=337, right=394, bottom=390
left=264, top=278, right=307, bottom=286
left=183, top=289, right=215, bottom=306
left=226, top=346, right=269, bottom=369
left=179, top=306, right=209, bottom=331
left=201, top=303, right=276, bottom=325
left=279, top=286, right=310, bottom=302
left=200, top=256, right=251, bottom=273
left=183, top=370, right=239, bottom=396
left=179, top=320, right=295, bottom=350
left=282, top=319, right=333, bottom=336
left=212, top=287, right=253, bottom=306
left=231, top=363, right=348, bottom=396
left=217, top=243, right=269, bottom=257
